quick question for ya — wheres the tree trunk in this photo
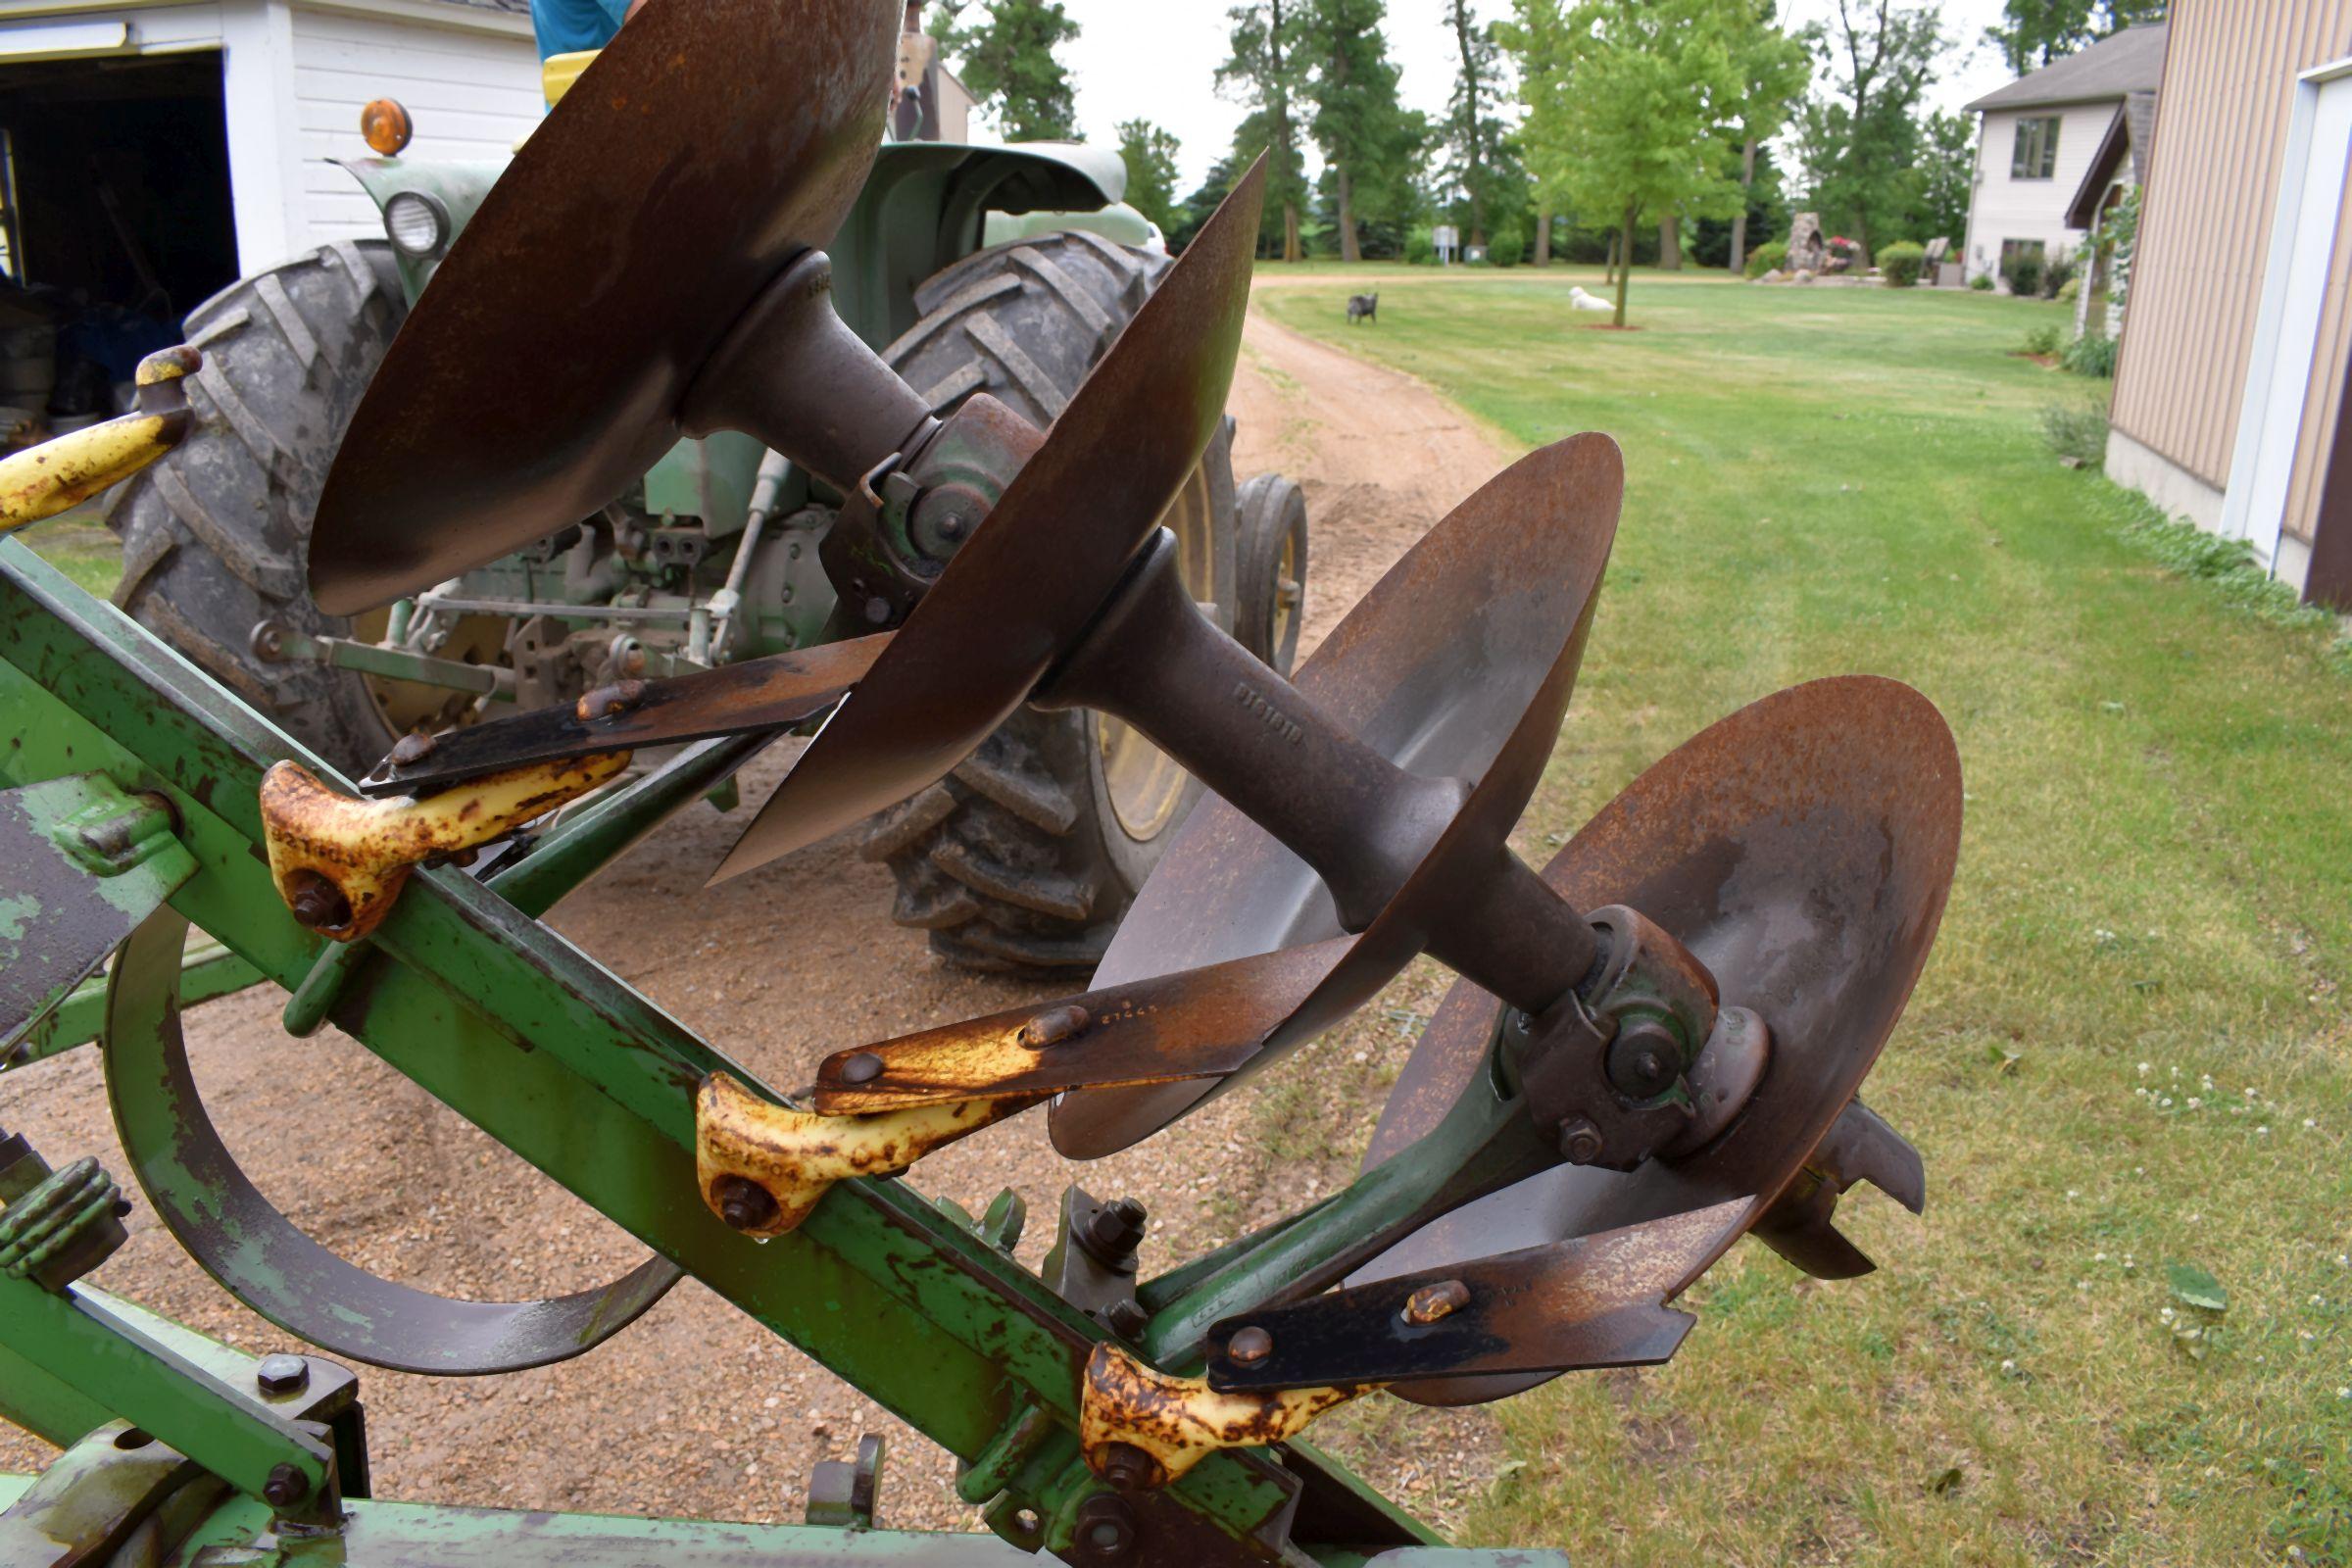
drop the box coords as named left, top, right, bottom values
left=1283, top=202, right=1301, bottom=264
left=1604, top=229, right=1618, bottom=284
left=1615, top=205, right=1637, bottom=327
left=1729, top=136, right=1757, bottom=274
left=1659, top=215, right=1682, bottom=271
left=1336, top=166, right=1359, bottom=263
left=1534, top=203, right=1551, bottom=266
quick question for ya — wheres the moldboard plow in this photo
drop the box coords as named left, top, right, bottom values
left=0, top=1, right=1962, bottom=1563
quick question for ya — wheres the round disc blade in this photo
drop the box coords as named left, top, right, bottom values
left=706, top=156, right=1266, bottom=883
left=1350, top=674, right=1963, bottom=1405
left=309, top=0, right=896, bottom=614
left=1048, top=433, right=1622, bottom=1158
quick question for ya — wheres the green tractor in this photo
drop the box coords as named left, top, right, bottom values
left=104, top=19, right=1310, bottom=974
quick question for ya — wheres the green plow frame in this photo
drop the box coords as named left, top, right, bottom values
left=0, top=536, right=1536, bottom=1568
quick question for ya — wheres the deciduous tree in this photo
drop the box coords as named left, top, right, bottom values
left=938, top=0, right=1081, bottom=142
left=1512, top=0, right=1748, bottom=324
left=1218, top=0, right=1310, bottom=260
left=1299, top=0, right=1423, bottom=263
left=1795, top=0, right=1943, bottom=262
left=1986, top=0, right=2165, bottom=74
left=1116, top=120, right=1184, bottom=241
left=1441, top=0, right=1514, bottom=249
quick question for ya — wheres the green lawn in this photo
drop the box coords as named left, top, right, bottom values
left=1259, top=270, right=2352, bottom=1565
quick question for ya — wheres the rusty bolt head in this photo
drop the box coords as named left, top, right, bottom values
left=1103, top=1298, right=1149, bottom=1340
left=1017, top=1004, right=1089, bottom=1050
left=252, top=622, right=287, bottom=661
left=1227, top=1325, right=1274, bottom=1365
left=1558, top=1116, right=1604, bottom=1166
left=713, top=1175, right=780, bottom=1233
left=1074, top=1494, right=1138, bottom=1562
left=255, top=1354, right=310, bottom=1396
left=261, top=1463, right=308, bottom=1509
left=1401, top=1279, right=1471, bottom=1325
left=938, top=513, right=967, bottom=540
left=387, top=730, right=437, bottom=767
left=1099, top=1441, right=1154, bottom=1492
left=575, top=679, right=647, bottom=723
left=862, top=596, right=893, bottom=625
left=839, top=1052, right=884, bottom=1084
left=1085, top=1197, right=1147, bottom=1258
left=285, top=873, right=353, bottom=934
left=1607, top=1017, right=1684, bottom=1100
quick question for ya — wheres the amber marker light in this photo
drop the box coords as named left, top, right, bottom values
left=360, top=99, right=414, bottom=157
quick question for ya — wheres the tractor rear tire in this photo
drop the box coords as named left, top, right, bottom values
left=859, top=230, right=1243, bottom=975
left=107, top=241, right=409, bottom=775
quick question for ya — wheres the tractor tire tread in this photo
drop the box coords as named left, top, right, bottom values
left=111, top=239, right=409, bottom=774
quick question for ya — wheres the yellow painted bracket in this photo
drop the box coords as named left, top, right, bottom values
left=258, top=753, right=627, bottom=941
left=1078, top=1343, right=1369, bottom=1489
left=695, top=1071, right=1035, bottom=1239
left=0, top=345, right=199, bottom=534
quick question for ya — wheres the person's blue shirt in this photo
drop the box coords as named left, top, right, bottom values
left=531, top=0, right=628, bottom=60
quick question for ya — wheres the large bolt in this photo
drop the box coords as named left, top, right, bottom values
left=1103, top=1299, right=1149, bottom=1340
left=1073, top=1494, right=1138, bottom=1563
left=1606, top=1017, right=1683, bottom=1100
left=1099, top=1441, right=1154, bottom=1492
left=1557, top=1116, right=1603, bottom=1166
left=1401, top=1279, right=1471, bottom=1325
left=1085, top=1198, right=1147, bottom=1258
left=285, top=873, right=353, bottom=934
left=1017, top=1004, right=1089, bottom=1050
left=575, top=679, right=647, bottom=722
left=839, top=1052, right=884, bottom=1084
left=862, top=596, right=893, bottom=626
left=255, top=1354, right=311, bottom=1396
left=713, top=1175, right=780, bottom=1233
left=1227, top=1325, right=1274, bottom=1365
left=387, top=730, right=436, bottom=767
left=261, top=1463, right=308, bottom=1509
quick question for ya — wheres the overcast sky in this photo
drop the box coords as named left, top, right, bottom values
left=973, top=0, right=2022, bottom=192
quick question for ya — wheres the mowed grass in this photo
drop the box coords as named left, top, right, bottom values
left=1262, top=270, right=2352, bottom=1565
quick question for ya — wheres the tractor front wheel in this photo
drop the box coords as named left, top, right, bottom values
left=859, top=230, right=1254, bottom=974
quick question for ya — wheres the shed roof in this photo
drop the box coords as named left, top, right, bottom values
left=1965, top=23, right=2168, bottom=114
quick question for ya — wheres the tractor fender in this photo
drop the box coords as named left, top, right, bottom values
left=334, top=157, right=508, bottom=303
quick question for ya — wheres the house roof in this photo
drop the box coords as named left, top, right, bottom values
left=1965, top=22, right=2168, bottom=114
left=2062, top=87, right=2160, bottom=228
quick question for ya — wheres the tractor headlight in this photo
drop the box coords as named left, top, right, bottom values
left=383, top=192, right=450, bottom=260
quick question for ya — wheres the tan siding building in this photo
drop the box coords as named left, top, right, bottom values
left=2106, top=0, right=2352, bottom=607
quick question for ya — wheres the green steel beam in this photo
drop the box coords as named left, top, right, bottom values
left=0, top=540, right=1410, bottom=1558
left=0, top=1278, right=332, bottom=1518
left=3, top=940, right=262, bottom=1074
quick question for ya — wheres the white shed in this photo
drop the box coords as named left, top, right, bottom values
left=0, top=0, right=538, bottom=306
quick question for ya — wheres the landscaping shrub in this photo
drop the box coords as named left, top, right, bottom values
left=1879, top=241, right=1927, bottom=287
left=2039, top=401, right=2108, bottom=466
left=2062, top=332, right=2119, bottom=377
left=2044, top=247, right=2079, bottom=297
left=1486, top=224, right=1525, bottom=268
left=1405, top=225, right=1435, bottom=266
left=2004, top=252, right=2045, bottom=298
left=1744, top=239, right=1788, bottom=278
left=2022, top=323, right=2062, bottom=358
left=1971, top=273, right=1996, bottom=291
left=2057, top=276, right=2081, bottom=303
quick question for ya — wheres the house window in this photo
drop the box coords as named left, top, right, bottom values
left=2011, top=116, right=2060, bottom=179
left=2000, top=239, right=2046, bottom=271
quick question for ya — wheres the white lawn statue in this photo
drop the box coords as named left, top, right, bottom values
left=1569, top=285, right=1612, bottom=312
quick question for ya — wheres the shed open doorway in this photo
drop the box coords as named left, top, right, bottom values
left=0, top=50, right=235, bottom=447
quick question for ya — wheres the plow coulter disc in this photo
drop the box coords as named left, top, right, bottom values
left=1350, top=674, right=1963, bottom=1406
left=1046, top=433, right=1621, bottom=1159
left=706, top=157, right=1266, bottom=884
left=308, top=0, right=896, bottom=613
